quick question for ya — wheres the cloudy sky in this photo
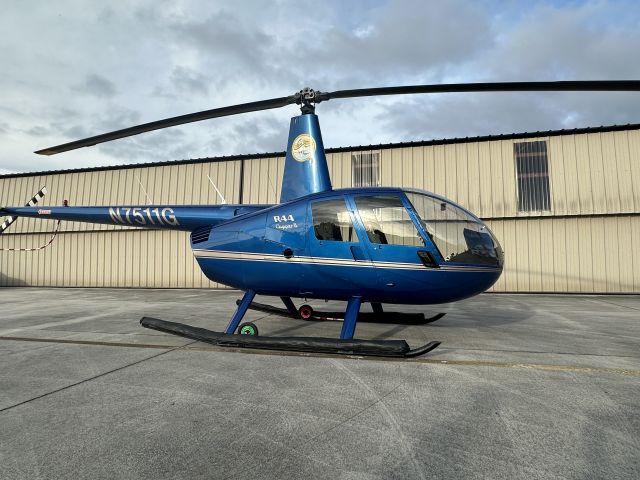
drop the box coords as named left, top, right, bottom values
left=1, top=0, right=640, bottom=174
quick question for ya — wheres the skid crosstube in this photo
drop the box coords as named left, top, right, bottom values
left=239, top=300, right=446, bottom=325
left=241, top=300, right=297, bottom=318
left=140, top=317, right=440, bottom=358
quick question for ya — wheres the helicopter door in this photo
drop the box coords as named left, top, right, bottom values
left=308, top=197, right=374, bottom=295
left=352, top=195, right=428, bottom=290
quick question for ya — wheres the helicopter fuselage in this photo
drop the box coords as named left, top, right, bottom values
left=192, top=187, right=503, bottom=304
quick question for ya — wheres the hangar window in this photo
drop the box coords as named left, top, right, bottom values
left=514, top=141, right=551, bottom=212
left=352, top=152, right=380, bottom=187
left=312, top=199, right=358, bottom=242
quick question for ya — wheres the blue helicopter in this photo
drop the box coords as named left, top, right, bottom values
left=2, top=81, right=639, bottom=357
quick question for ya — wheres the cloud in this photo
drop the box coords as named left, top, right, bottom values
left=97, top=128, right=188, bottom=161
left=208, top=114, right=289, bottom=154
left=169, top=66, right=209, bottom=96
left=309, top=0, right=494, bottom=79
left=75, top=74, right=118, bottom=98
left=25, top=125, right=51, bottom=137
left=1, top=0, right=639, bottom=175
left=478, top=2, right=640, bottom=80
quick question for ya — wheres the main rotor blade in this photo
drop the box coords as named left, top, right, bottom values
left=35, top=80, right=640, bottom=156
left=320, top=80, right=640, bottom=102
left=35, top=95, right=296, bottom=155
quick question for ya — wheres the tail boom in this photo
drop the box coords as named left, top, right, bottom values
left=0, top=204, right=271, bottom=231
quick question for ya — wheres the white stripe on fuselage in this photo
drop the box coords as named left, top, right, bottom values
left=192, top=249, right=501, bottom=272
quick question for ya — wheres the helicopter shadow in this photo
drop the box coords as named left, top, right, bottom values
left=366, top=297, right=536, bottom=336
left=264, top=296, right=535, bottom=341
left=435, top=295, right=536, bottom=327
left=0, top=273, right=28, bottom=287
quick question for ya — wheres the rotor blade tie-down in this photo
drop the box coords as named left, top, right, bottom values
left=0, top=187, right=65, bottom=251
left=0, top=220, right=62, bottom=252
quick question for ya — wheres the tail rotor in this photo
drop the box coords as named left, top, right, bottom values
left=0, top=186, right=48, bottom=235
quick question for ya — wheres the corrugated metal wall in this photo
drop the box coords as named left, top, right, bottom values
left=0, top=161, right=242, bottom=288
left=376, top=130, right=640, bottom=218
left=1, top=128, right=639, bottom=292
left=485, top=216, right=640, bottom=293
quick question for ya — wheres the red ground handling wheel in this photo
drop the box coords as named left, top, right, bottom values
left=298, top=304, right=314, bottom=320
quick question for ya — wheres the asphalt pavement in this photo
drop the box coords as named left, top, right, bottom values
left=1, top=288, right=638, bottom=479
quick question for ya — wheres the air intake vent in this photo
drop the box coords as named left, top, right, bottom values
left=191, top=226, right=211, bottom=244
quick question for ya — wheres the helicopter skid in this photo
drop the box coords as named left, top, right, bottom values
left=140, top=317, right=440, bottom=358
left=240, top=299, right=446, bottom=325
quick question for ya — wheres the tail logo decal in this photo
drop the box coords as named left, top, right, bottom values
left=291, top=134, right=316, bottom=162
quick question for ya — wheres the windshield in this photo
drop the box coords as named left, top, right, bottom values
left=405, top=192, right=503, bottom=266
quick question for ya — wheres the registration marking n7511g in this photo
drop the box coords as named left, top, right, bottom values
left=108, top=207, right=179, bottom=226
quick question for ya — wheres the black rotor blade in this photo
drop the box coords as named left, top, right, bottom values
left=320, top=80, right=640, bottom=102
left=36, top=80, right=640, bottom=156
left=35, top=95, right=296, bottom=155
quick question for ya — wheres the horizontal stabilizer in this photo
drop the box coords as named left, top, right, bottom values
left=1, top=186, right=47, bottom=235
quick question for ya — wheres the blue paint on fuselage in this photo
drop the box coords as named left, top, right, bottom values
left=1, top=204, right=271, bottom=231
left=196, top=256, right=500, bottom=304
left=280, top=114, right=332, bottom=203
left=192, top=187, right=503, bottom=305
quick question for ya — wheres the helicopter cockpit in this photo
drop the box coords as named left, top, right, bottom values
left=309, top=189, right=504, bottom=269
left=403, top=191, right=504, bottom=267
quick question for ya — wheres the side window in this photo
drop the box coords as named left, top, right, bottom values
left=311, top=199, right=359, bottom=242
left=355, top=195, right=424, bottom=246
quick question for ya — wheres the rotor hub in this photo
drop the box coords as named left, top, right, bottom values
left=294, top=87, right=328, bottom=114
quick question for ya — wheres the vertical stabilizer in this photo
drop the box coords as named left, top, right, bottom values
left=280, top=114, right=332, bottom=203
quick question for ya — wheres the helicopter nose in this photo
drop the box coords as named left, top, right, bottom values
left=447, top=267, right=503, bottom=302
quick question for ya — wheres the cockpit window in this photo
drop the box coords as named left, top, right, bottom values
left=311, top=199, right=358, bottom=242
left=354, top=195, right=424, bottom=246
left=405, top=192, right=502, bottom=266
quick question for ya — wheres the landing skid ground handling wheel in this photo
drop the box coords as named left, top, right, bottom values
left=238, top=322, right=259, bottom=336
left=298, top=304, right=314, bottom=320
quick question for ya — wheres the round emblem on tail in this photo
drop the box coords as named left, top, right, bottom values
left=291, top=134, right=316, bottom=162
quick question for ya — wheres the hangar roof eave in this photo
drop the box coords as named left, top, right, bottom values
left=2, top=123, right=639, bottom=179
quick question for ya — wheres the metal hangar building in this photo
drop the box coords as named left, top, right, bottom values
left=1, top=123, right=639, bottom=293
